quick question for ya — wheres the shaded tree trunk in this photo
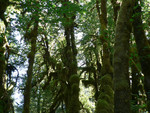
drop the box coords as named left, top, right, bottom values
left=95, top=0, right=114, bottom=112
left=0, top=30, right=7, bottom=113
left=132, top=0, right=150, bottom=112
left=61, top=1, right=79, bottom=113
left=23, top=21, right=38, bottom=113
left=0, top=1, right=11, bottom=112
left=113, top=0, right=133, bottom=113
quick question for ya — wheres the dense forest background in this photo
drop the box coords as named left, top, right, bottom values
left=0, top=0, right=150, bottom=113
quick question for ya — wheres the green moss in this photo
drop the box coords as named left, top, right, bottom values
left=114, top=79, right=129, bottom=90
left=100, top=74, right=112, bottom=87
left=71, top=84, right=79, bottom=94
left=68, top=95, right=80, bottom=113
left=102, top=85, right=114, bottom=97
left=96, top=99, right=109, bottom=113
left=98, top=93, right=111, bottom=103
left=69, top=74, right=79, bottom=84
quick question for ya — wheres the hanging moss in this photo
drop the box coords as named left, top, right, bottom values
left=98, top=92, right=111, bottom=103
left=68, top=95, right=80, bottom=113
left=96, top=73, right=114, bottom=113
left=71, top=84, right=79, bottom=94
left=66, top=74, right=80, bottom=113
left=102, top=85, right=114, bottom=98
left=100, top=74, right=113, bottom=87
left=96, top=99, right=110, bottom=113
left=69, top=74, right=79, bottom=84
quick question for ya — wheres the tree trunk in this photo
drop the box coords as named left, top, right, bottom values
left=23, top=21, right=38, bottom=113
left=0, top=30, right=6, bottom=113
left=132, top=0, right=150, bottom=112
left=61, top=1, right=79, bottom=113
left=0, top=1, right=10, bottom=112
left=113, top=0, right=133, bottom=113
left=95, top=0, right=114, bottom=112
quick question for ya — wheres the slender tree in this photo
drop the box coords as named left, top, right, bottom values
left=0, top=24, right=7, bottom=113
left=95, top=0, right=114, bottom=112
left=23, top=12, right=39, bottom=113
left=0, top=0, right=11, bottom=112
left=60, top=0, right=80, bottom=112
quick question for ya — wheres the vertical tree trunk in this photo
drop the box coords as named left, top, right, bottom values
left=95, top=0, right=114, bottom=112
left=23, top=21, right=38, bottom=113
left=114, top=0, right=133, bottom=113
left=0, top=1, right=10, bottom=112
left=61, top=1, right=79, bottom=113
left=132, top=0, right=150, bottom=112
left=0, top=30, right=6, bottom=113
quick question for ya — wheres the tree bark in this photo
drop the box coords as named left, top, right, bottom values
left=23, top=21, right=38, bottom=113
left=132, top=0, right=150, bottom=112
left=114, top=0, right=133, bottom=113
left=0, top=1, right=10, bottom=112
left=0, top=30, right=6, bottom=113
left=61, top=1, right=79, bottom=113
left=95, top=0, right=114, bottom=112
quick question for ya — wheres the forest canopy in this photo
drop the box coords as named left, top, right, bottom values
left=0, top=0, right=150, bottom=113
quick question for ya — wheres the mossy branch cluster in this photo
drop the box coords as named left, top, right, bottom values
left=96, top=74, right=114, bottom=113
left=67, top=74, right=80, bottom=113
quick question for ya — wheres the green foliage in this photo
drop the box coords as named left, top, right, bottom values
left=2, top=0, right=149, bottom=113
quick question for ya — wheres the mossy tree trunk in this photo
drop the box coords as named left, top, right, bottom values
left=23, top=20, right=39, bottom=113
left=95, top=0, right=114, bottom=112
left=132, top=0, right=150, bottom=112
left=113, top=0, right=133, bottom=113
left=61, top=0, right=79, bottom=113
left=0, top=1, right=11, bottom=112
left=0, top=29, right=6, bottom=113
